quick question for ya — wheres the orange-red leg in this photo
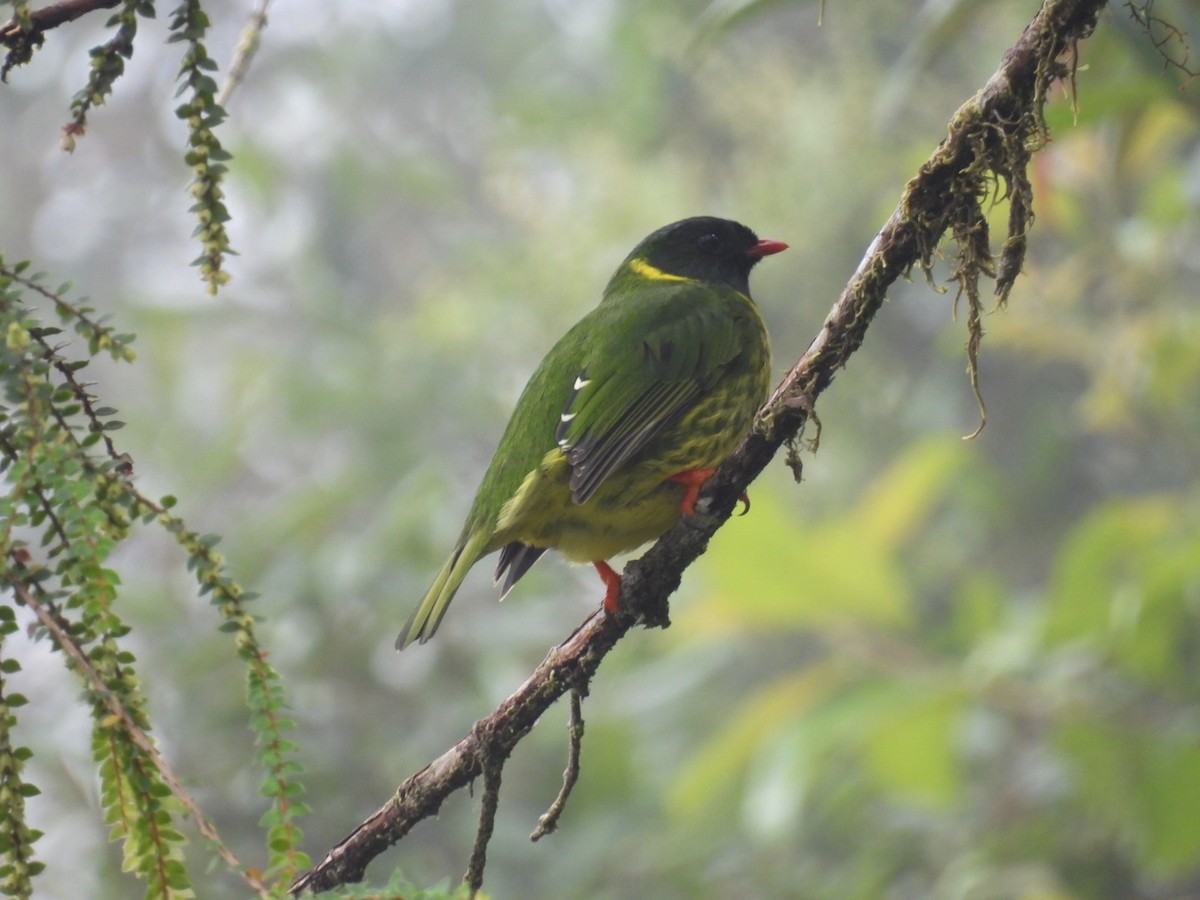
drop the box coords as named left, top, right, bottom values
left=593, top=560, right=622, bottom=615
left=666, top=468, right=750, bottom=517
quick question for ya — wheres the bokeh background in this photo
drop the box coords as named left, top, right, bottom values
left=3, top=0, right=1200, bottom=897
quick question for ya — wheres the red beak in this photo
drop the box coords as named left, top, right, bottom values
left=746, top=238, right=788, bottom=258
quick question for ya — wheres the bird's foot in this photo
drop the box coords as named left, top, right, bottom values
left=735, top=491, right=750, bottom=515
left=666, top=468, right=750, bottom=517
left=593, top=560, right=622, bottom=615
left=666, top=468, right=715, bottom=517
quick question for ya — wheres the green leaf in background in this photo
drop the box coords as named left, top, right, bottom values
left=1059, top=721, right=1200, bottom=877
left=860, top=683, right=964, bottom=810
left=689, top=436, right=970, bottom=634
left=1044, top=493, right=1200, bottom=685
left=671, top=668, right=967, bottom=830
left=666, top=662, right=846, bottom=822
left=1138, top=736, right=1200, bottom=874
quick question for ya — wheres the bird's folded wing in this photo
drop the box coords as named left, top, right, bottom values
left=555, top=287, right=743, bottom=504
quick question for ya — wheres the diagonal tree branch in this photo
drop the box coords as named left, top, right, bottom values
left=290, top=0, right=1108, bottom=893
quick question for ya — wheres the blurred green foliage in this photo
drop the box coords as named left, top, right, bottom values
left=2, top=0, right=1199, bottom=897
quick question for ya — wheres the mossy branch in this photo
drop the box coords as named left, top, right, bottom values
left=290, top=0, right=1108, bottom=893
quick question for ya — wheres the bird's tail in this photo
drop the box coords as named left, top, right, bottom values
left=396, top=529, right=489, bottom=649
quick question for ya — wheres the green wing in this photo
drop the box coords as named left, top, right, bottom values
left=556, top=281, right=748, bottom=504
left=397, top=280, right=754, bottom=649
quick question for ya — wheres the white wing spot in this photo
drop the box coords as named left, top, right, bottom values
left=560, top=412, right=577, bottom=423
left=573, top=375, right=591, bottom=391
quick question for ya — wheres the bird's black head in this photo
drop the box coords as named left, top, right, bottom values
left=626, top=216, right=788, bottom=295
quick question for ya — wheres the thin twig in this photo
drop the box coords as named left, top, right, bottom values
left=0, top=263, right=124, bottom=358
left=530, top=690, right=584, bottom=842
left=218, top=0, right=271, bottom=107
left=464, top=745, right=503, bottom=897
left=0, top=429, right=73, bottom=554
left=1125, top=0, right=1199, bottom=79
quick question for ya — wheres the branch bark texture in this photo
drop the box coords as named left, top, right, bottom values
left=291, top=0, right=1108, bottom=892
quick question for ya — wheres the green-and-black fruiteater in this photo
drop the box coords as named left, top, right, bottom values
left=397, top=216, right=786, bottom=649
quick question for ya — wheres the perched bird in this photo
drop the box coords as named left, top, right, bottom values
left=396, top=216, right=786, bottom=649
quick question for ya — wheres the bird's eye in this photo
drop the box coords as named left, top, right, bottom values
left=697, top=233, right=721, bottom=252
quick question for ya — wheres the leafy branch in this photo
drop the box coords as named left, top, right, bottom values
left=61, top=0, right=148, bottom=146
left=0, top=606, right=42, bottom=898
left=289, top=0, right=1109, bottom=893
left=1, top=0, right=237, bottom=293
left=1, top=266, right=307, bottom=896
left=169, top=0, right=234, bottom=294
left=0, top=0, right=120, bottom=80
left=8, top=571, right=267, bottom=896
